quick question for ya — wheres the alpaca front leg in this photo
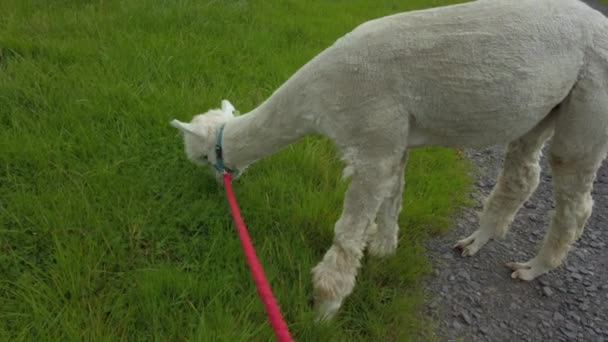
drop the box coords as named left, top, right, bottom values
left=368, top=153, right=407, bottom=257
left=312, top=167, right=393, bottom=321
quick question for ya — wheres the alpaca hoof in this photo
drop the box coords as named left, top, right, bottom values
left=314, top=298, right=341, bottom=322
left=506, top=259, right=550, bottom=281
left=368, top=234, right=397, bottom=258
left=367, top=223, right=398, bottom=257
left=454, top=229, right=492, bottom=257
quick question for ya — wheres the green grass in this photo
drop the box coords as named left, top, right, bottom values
left=0, top=0, right=471, bottom=340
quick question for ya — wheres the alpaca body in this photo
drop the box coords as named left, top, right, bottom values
left=249, top=0, right=593, bottom=152
left=172, top=0, right=608, bottom=320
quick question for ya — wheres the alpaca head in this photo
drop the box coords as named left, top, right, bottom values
left=171, top=99, right=239, bottom=180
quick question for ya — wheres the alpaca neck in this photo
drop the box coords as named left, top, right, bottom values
left=221, top=101, right=311, bottom=171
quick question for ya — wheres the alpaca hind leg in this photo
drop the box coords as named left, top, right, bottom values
left=368, top=151, right=408, bottom=257
left=508, top=153, right=600, bottom=280
left=312, top=154, right=404, bottom=320
left=508, top=74, right=608, bottom=280
left=455, top=114, right=555, bottom=256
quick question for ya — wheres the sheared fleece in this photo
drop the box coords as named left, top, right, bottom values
left=220, top=0, right=607, bottom=171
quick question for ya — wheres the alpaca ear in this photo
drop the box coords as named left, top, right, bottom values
left=221, top=99, right=236, bottom=117
left=170, top=119, right=201, bottom=136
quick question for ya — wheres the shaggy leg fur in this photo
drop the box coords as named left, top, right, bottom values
left=368, top=151, right=408, bottom=257
left=312, top=155, right=403, bottom=320
left=508, top=71, right=608, bottom=280
left=455, top=115, right=555, bottom=256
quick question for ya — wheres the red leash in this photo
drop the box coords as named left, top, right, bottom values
left=222, top=172, right=294, bottom=342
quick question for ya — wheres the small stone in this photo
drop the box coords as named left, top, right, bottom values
left=500, top=322, right=508, bottom=329
left=461, top=311, right=473, bottom=325
left=553, top=312, right=565, bottom=321
left=448, top=275, right=456, bottom=281
left=587, top=285, right=599, bottom=292
left=452, top=320, right=463, bottom=330
left=568, top=311, right=581, bottom=323
left=458, top=270, right=471, bottom=281
left=479, top=326, right=490, bottom=335
left=565, top=321, right=578, bottom=332
left=571, top=273, right=583, bottom=282
left=539, top=278, right=550, bottom=286
left=429, top=299, right=440, bottom=309
left=484, top=286, right=498, bottom=294
left=564, top=330, right=577, bottom=339
left=542, top=286, right=554, bottom=297
left=470, top=281, right=481, bottom=291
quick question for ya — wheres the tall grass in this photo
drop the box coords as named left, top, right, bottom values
left=0, top=0, right=470, bottom=340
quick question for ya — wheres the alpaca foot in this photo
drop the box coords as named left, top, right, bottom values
left=506, top=258, right=552, bottom=281
left=454, top=229, right=493, bottom=256
left=314, top=298, right=341, bottom=322
left=311, top=250, right=355, bottom=322
left=367, top=224, right=398, bottom=257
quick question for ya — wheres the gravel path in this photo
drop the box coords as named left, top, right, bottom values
left=424, top=2, right=608, bottom=341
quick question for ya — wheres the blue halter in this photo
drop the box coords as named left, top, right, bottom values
left=215, top=124, right=237, bottom=174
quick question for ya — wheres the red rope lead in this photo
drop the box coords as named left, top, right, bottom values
left=222, top=173, right=294, bottom=342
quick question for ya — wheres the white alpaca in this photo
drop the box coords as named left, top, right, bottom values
left=172, top=0, right=608, bottom=320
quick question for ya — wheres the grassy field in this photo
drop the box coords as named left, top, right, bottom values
left=0, top=0, right=470, bottom=340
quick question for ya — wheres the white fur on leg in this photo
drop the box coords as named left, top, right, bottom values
left=314, top=298, right=342, bottom=322
left=367, top=223, right=398, bottom=257
left=312, top=243, right=361, bottom=321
